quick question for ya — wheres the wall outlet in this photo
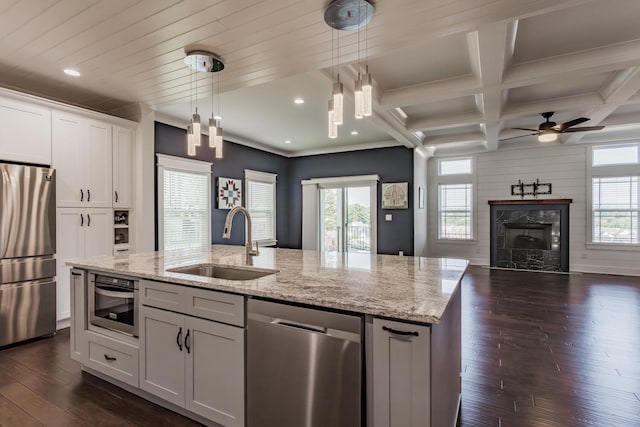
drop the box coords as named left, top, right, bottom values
left=399, top=250, right=404, bottom=256
left=385, top=214, right=392, bottom=221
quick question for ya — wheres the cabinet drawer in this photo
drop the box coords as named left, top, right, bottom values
left=85, top=331, right=139, bottom=387
left=186, top=287, right=245, bottom=327
left=140, top=279, right=186, bottom=312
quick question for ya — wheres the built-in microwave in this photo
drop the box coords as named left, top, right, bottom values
left=88, top=273, right=138, bottom=337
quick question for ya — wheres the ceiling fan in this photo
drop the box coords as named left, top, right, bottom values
left=506, top=112, right=605, bottom=142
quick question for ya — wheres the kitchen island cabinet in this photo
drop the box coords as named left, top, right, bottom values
left=68, top=245, right=467, bottom=427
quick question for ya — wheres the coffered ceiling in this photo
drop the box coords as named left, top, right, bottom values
left=1, top=0, right=639, bottom=157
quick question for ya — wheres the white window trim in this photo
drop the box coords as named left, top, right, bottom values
left=301, top=175, right=379, bottom=252
left=245, top=169, right=277, bottom=247
left=435, top=156, right=476, bottom=241
left=156, top=154, right=212, bottom=250
left=586, top=143, right=640, bottom=247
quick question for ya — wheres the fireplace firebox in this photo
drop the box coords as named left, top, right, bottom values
left=489, top=199, right=571, bottom=272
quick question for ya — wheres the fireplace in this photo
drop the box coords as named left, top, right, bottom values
left=489, top=199, right=571, bottom=272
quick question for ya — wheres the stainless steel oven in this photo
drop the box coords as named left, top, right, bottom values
left=89, top=274, right=138, bottom=337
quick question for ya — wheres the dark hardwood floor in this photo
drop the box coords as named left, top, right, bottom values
left=1, top=266, right=639, bottom=426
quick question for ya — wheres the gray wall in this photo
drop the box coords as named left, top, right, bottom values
left=154, top=123, right=414, bottom=254
left=154, top=122, right=290, bottom=248
left=289, top=147, right=414, bottom=255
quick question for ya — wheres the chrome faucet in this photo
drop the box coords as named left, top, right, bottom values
left=223, top=206, right=259, bottom=257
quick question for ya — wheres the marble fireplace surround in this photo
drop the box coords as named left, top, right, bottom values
left=489, top=199, right=572, bottom=272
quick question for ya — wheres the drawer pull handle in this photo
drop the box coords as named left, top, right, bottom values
left=185, top=329, right=191, bottom=354
left=382, top=326, right=419, bottom=337
left=177, top=327, right=183, bottom=351
left=104, top=354, right=117, bottom=362
left=71, top=272, right=81, bottom=277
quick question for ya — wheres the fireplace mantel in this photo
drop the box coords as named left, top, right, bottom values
left=488, top=199, right=572, bottom=205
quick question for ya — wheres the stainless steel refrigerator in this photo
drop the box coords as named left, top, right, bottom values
left=0, top=163, right=56, bottom=347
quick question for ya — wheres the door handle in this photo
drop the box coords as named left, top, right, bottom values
left=80, top=214, right=84, bottom=227
left=177, top=327, right=183, bottom=351
left=80, top=189, right=84, bottom=202
left=104, top=354, right=117, bottom=362
left=382, top=325, right=419, bottom=337
left=115, top=190, right=119, bottom=203
left=184, top=329, right=191, bottom=354
left=87, top=189, right=91, bottom=202
left=87, top=213, right=91, bottom=227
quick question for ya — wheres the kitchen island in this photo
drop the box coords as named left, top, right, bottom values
left=67, top=245, right=468, bottom=427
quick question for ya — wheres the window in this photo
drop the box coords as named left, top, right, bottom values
left=588, top=143, right=640, bottom=246
left=436, top=157, right=474, bottom=240
left=157, top=154, right=212, bottom=250
left=245, top=169, right=277, bottom=246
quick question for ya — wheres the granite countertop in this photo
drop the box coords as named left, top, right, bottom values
left=67, top=245, right=469, bottom=324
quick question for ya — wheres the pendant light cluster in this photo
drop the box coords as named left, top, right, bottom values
left=324, top=0, right=375, bottom=139
left=184, top=50, right=225, bottom=158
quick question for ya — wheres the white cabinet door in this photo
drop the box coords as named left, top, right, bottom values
left=69, top=269, right=87, bottom=362
left=0, top=96, right=52, bottom=165
left=139, top=305, right=186, bottom=407
left=85, top=120, right=112, bottom=208
left=83, top=208, right=112, bottom=257
left=52, top=112, right=85, bottom=207
left=56, top=208, right=85, bottom=321
left=373, top=318, right=430, bottom=427
left=185, top=316, right=245, bottom=427
left=113, top=125, right=133, bottom=208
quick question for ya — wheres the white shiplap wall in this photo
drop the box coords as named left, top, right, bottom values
left=427, top=144, right=640, bottom=276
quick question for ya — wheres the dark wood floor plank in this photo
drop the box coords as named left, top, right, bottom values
left=0, top=394, right=44, bottom=427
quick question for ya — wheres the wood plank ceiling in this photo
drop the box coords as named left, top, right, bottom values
left=0, top=0, right=639, bottom=156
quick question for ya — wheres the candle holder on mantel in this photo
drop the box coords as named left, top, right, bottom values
left=510, top=179, right=552, bottom=199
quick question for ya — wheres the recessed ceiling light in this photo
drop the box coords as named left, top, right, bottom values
left=63, top=69, right=81, bottom=77
left=284, top=140, right=292, bottom=144
left=294, top=98, right=304, bottom=105
left=351, top=130, right=359, bottom=135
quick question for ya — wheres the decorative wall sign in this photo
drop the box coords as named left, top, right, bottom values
left=381, top=182, right=408, bottom=209
left=217, top=177, right=242, bottom=209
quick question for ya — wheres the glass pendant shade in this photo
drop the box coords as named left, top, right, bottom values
left=328, top=99, right=337, bottom=139
left=187, top=125, right=196, bottom=156
left=191, top=112, right=201, bottom=146
left=208, top=117, right=218, bottom=148
left=354, top=75, right=364, bottom=119
left=332, top=81, right=344, bottom=125
left=362, top=72, right=372, bottom=117
left=214, top=120, right=223, bottom=159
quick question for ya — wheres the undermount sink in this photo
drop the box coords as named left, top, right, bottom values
left=167, top=264, right=277, bottom=281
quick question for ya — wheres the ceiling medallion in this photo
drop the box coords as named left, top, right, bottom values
left=184, top=50, right=225, bottom=73
left=324, top=0, right=374, bottom=31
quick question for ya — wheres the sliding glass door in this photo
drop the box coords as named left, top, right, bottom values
left=320, top=186, right=373, bottom=253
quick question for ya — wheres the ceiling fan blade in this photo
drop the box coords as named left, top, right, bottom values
left=562, top=126, right=605, bottom=133
left=500, top=132, right=537, bottom=141
left=512, top=127, right=539, bottom=132
left=553, top=117, right=589, bottom=132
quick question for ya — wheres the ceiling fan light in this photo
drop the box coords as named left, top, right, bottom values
left=538, top=132, right=558, bottom=143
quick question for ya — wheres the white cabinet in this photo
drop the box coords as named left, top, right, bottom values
left=56, top=208, right=112, bottom=321
left=52, top=111, right=112, bottom=208
left=0, top=96, right=52, bottom=165
left=113, top=125, right=133, bottom=208
left=139, top=282, right=245, bottom=427
left=373, top=318, right=430, bottom=427
left=70, top=269, right=87, bottom=362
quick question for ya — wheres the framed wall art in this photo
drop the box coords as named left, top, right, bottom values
left=217, top=177, right=242, bottom=209
left=381, top=182, right=408, bottom=209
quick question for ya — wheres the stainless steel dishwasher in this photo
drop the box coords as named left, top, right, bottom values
left=247, top=298, right=362, bottom=427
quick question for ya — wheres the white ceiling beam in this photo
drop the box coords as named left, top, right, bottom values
left=379, top=75, right=481, bottom=109
left=422, top=132, right=485, bottom=146
left=407, top=111, right=484, bottom=132
left=501, top=93, right=604, bottom=120
left=504, top=39, right=640, bottom=89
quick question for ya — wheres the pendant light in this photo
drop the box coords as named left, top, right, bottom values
left=184, top=50, right=224, bottom=157
left=328, top=99, right=338, bottom=139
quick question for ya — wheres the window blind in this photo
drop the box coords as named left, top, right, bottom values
left=438, top=183, right=472, bottom=239
left=163, top=169, right=209, bottom=249
left=245, top=169, right=277, bottom=245
left=592, top=176, right=639, bottom=244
